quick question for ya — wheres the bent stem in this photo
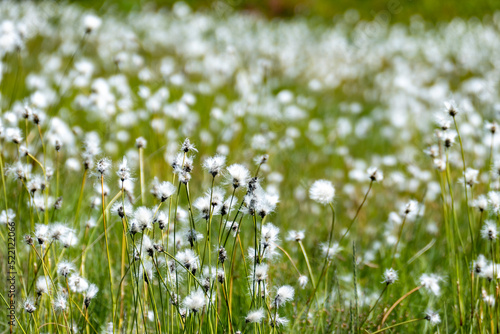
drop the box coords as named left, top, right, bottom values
left=370, top=317, right=424, bottom=334
left=379, top=285, right=422, bottom=328
left=298, top=240, right=316, bottom=289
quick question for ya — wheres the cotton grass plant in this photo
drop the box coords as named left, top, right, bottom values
left=2, top=1, right=500, bottom=333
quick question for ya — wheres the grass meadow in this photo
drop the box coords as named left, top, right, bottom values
left=1, top=1, right=500, bottom=333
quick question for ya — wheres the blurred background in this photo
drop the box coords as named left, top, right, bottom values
left=70, top=0, right=500, bottom=22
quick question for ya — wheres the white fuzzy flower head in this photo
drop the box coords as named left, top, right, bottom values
left=34, top=224, right=49, bottom=245
left=254, top=154, right=269, bottom=166
left=156, top=211, right=169, bottom=230
left=492, top=160, right=500, bottom=179
left=83, top=14, right=102, bottom=33
left=321, top=243, right=341, bottom=260
left=157, top=181, right=176, bottom=202
left=96, top=158, right=111, bottom=175
left=181, top=138, right=197, bottom=153
left=226, top=164, right=250, bottom=189
left=176, top=249, right=199, bottom=274
left=382, top=268, right=398, bottom=285
left=481, top=220, right=498, bottom=241
left=435, top=113, right=451, bottom=130
left=134, top=206, right=154, bottom=231
left=24, top=298, right=36, bottom=313
left=209, top=186, right=225, bottom=208
left=57, top=261, right=75, bottom=277
left=368, top=166, right=383, bottom=182
left=194, top=195, right=211, bottom=220
left=0, top=209, right=15, bottom=225
left=274, top=285, right=294, bottom=308
left=286, top=230, right=305, bottom=242
left=253, top=263, right=268, bottom=283
left=203, top=154, right=226, bottom=177
left=5, top=161, right=29, bottom=180
left=309, top=180, right=335, bottom=205
left=53, top=294, right=67, bottom=312
left=425, top=310, right=441, bottom=325
left=298, top=275, right=308, bottom=289
left=419, top=273, right=442, bottom=296
left=462, top=168, right=479, bottom=187
left=255, top=188, right=279, bottom=218
left=246, top=308, right=265, bottom=323
left=220, top=198, right=235, bottom=216
left=482, top=289, right=495, bottom=307
left=136, top=137, right=147, bottom=149
left=444, top=100, right=459, bottom=117
left=473, top=195, right=488, bottom=212
left=260, top=223, right=279, bottom=249
left=270, top=314, right=289, bottom=328
left=117, top=157, right=131, bottom=182
left=68, top=274, right=89, bottom=293
left=402, top=200, right=418, bottom=215
left=184, top=288, right=206, bottom=313
left=473, top=254, right=488, bottom=274
left=5, top=127, right=23, bottom=144
left=488, top=191, right=500, bottom=214
left=486, top=121, right=498, bottom=134
left=36, top=276, right=50, bottom=296
left=442, top=131, right=457, bottom=148
left=84, top=284, right=99, bottom=308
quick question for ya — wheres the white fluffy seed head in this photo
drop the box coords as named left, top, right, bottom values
left=203, top=154, right=226, bottom=177
left=117, top=157, right=131, bottom=182
left=24, top=298, right=36, bottom=313
left=473, top=254, right=488, bottom=274
left=246, top=308, right=265, bottom=323
left=367, top=166, right=383, bottom=182
left=309, top=180, right=335, bottom=205
left=36, top=276, right=50, bottom=296
left=57, top=261, right=75, bottom=277
left=157, top=181, right=176, bottom=202
left=382, top=268, right=398, bottom=285
left=298, top=275, right=308, bottom=289
left=136, top=137, right=147, bottom=149
left=463, top=168, right=479, bottom=187
left=53, top=294, right=67, bottom=312
left=444, top=100, right=458, bottom=117
left=68, top=274, right=89, bottom=293
left=260, top=223, right=279, bottom=248
left=84, top=284, right=99, bottom=307
left=226, top=164, right=250, bottom=189
left=184, top=288, right=206, bottom=313
left=181, top=138, right=197, bottom=153
left=134, top=206, right=154, bottom=231
left=481, top=220, right=498, bottom=241
left=286, top=230, right=305, bottom=242
left=473, top=195, right=488, bottom=212
left=419, top=273, right=442, bottom=296
left=270, top=314, right=289, bottom=327
left=321, top=243, right=341, bottom=260
left=442, top=131, right=457, bottom=148
left=253, top=263, right=268, bottom=283
left=274, top=285, right=294, bottom=308
left=83, top=14, right=102, bottom=33
left=96, top=157, right=111, bottom=175
left=425, top=310, right=441, bottom=325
